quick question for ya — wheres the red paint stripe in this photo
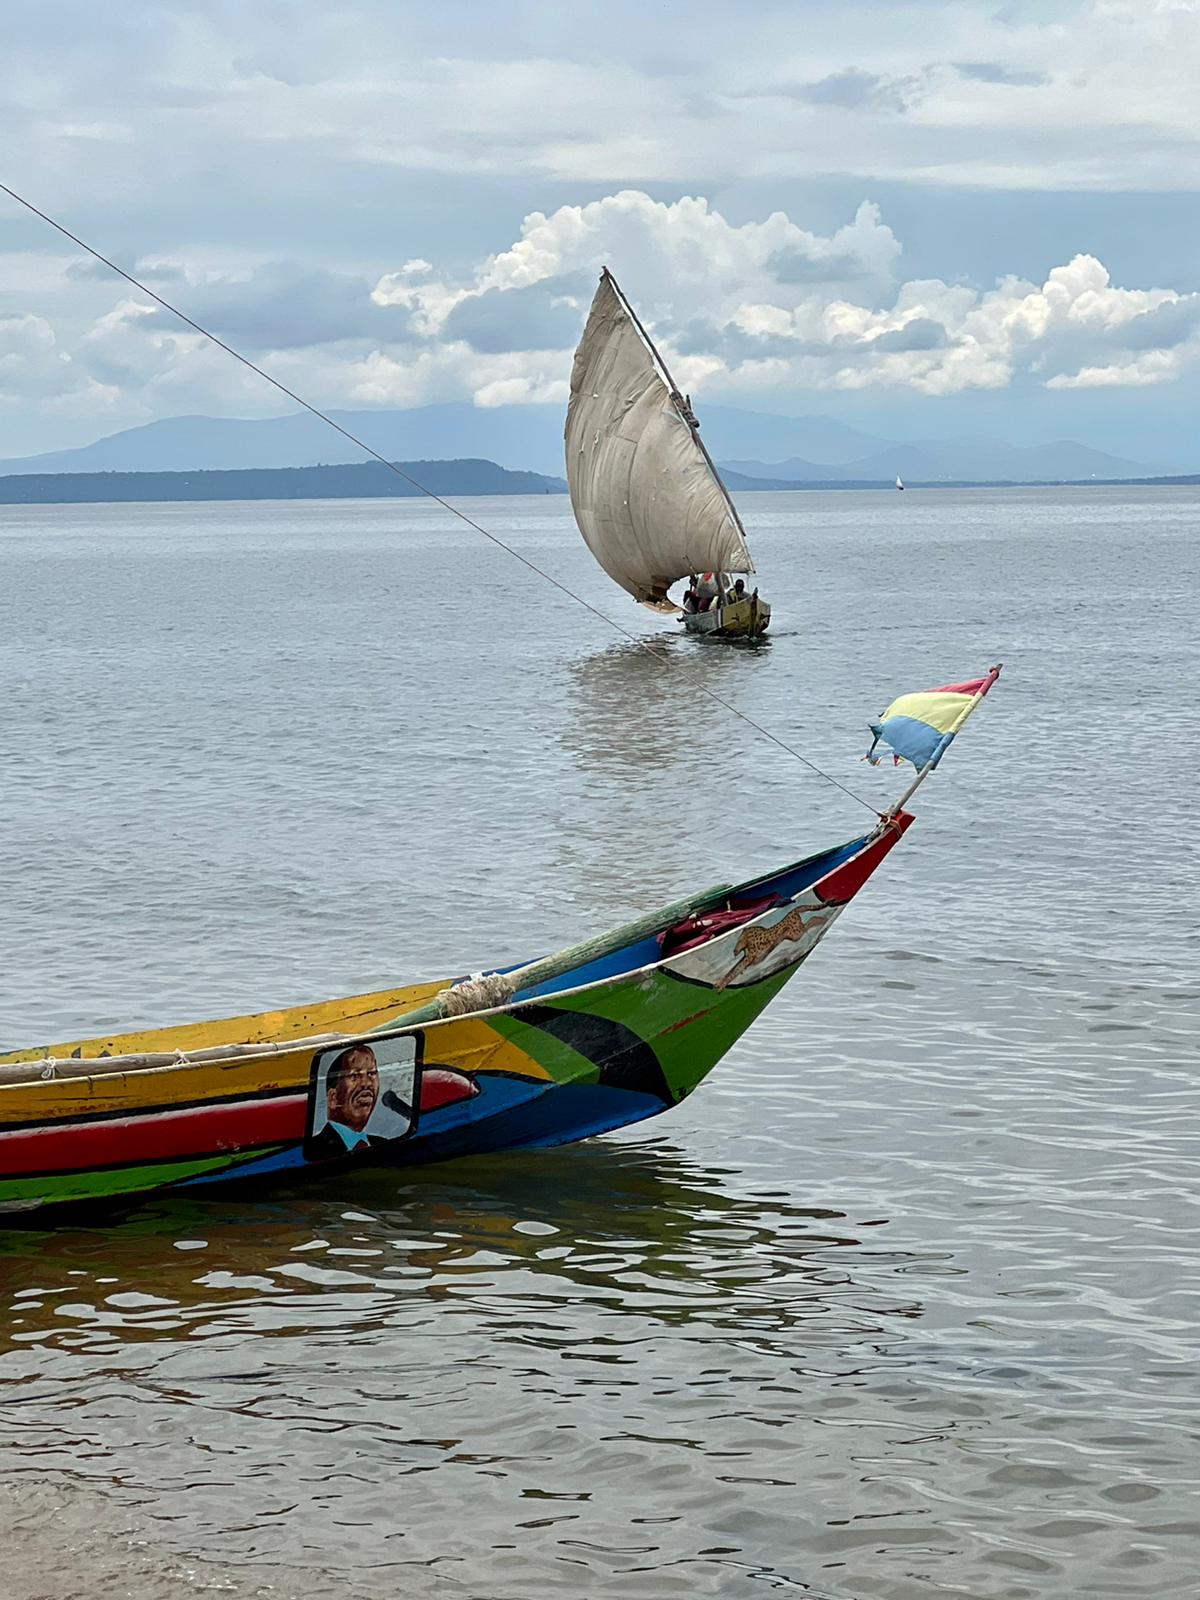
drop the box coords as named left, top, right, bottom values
left=661, top=1009, right=710, bottom=1036
left=0, top=1094, right=307, bottom=1176
left=420, top=1068, right=479, bottom=1110
left=814, top=812, right=914, bottom=904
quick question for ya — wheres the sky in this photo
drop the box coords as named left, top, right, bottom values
left=2, top=0, right=1199, bottom=464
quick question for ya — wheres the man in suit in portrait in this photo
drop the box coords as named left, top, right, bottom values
left=308, top=1042, right=384, bottom=1159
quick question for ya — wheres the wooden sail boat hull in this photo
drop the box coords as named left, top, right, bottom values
left=0, top=819, right=910, bottom=1216
left=682, top=595, right=772, bottom=638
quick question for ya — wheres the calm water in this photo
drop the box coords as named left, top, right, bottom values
left=0, top=488, right=1197, bottom=1599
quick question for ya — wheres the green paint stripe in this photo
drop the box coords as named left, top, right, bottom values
left=655, top=968, right=794, bottom=1101
left=487, top=1013, right=601, bottom=1086
left=490, top=958, right=803, bottom=1105
left=0, top=1149, right=267, bottom=1209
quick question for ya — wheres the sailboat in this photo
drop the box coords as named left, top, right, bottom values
left=896, top=474, right=905, bottom=491
left=565, top=269, right=770, bottom=639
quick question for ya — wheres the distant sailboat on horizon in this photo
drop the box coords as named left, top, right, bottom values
left=896, top=474, right=905, bottom=491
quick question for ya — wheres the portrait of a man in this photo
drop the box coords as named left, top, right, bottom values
left=305, top=1036, right=419, bottom=1160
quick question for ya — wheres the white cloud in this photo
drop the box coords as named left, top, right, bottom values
left=390, top=198, right=1200, bottom=402
left=3, top=193, right=1200, bottom=438
left=476, top=192, right=901, bottom=302
left=375, top=192, right=903, bottom=367
left=0, top=310, right=118, bottom=416
left=3, top=0, right=1200, bottom=220
left=1045, top=350, right=1182, bottom=387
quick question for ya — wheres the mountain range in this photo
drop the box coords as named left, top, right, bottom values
left=719, top=438, right=1161, bottom=484
left=0, top=404, right=1183, bottom=484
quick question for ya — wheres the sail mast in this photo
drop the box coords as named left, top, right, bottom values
left=600, top=268, right=754, bottom=562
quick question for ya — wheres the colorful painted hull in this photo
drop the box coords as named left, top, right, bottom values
left=0, top=816, right=911, bottom=1216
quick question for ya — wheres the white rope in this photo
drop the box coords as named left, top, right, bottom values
left=436, top=973, right=517, bottom=1017
left=0, top=1030, right=355, bottom=1084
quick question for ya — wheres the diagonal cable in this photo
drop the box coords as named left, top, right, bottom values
left=0, top=179, right=880, bottom=815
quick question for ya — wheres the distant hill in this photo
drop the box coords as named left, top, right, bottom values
left=5, top=458, right=1192, bottom=507
left=724, top=469, right=1200, bottom=491
left=2, top=403, right=1184, bottom=485
left=722, top=436, right=1164, bottom=484
left=0, top=405, right=898, bottom=481
left=721, top=469, right=880, bottom=491
left=0, top=458, right=567, bottom=506
left=0, top=407, right=566, bottom=478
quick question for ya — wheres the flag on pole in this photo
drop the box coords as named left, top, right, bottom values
left=866, top=669, right=1001, bottom=770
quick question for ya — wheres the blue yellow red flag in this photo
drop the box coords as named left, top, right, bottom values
left=866, top=669, right=1000, bottom=770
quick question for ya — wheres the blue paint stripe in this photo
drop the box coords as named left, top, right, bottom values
left=516, top=936, right=664, bottom=999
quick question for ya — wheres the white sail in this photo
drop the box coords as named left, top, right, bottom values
left=565, top=270, right=754, bottom=602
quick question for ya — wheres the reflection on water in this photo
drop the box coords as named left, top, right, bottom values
left=0, top=1142, right=915, bottom=1350
left=564, top=632, right=777, bottom=782
left=1, top=1143, right=928, bottom=1600
left=558, top=633, right=794, bottom=906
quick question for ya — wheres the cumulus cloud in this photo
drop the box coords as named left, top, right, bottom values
left=3, top=191, right=1199, bottom=434
left=369, top=193, right=1200, bottom=402
left=0, top=310, right=117, bottom=414
left=468, top=191, right=902, bottom=305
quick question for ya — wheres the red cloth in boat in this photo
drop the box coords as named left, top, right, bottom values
left=657, top=895, right=782, bottom=957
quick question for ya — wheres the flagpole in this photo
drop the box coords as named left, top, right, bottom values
left=884, top=663, right=1003, bottom=820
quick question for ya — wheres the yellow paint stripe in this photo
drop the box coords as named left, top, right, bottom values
left=0, top=1051, right=313, bottom=1122
left=425, top=1017, right=552, bottom=1082
left=0, top=978, right=449, bottom=1068
left=0, top=1011, right=551, bottom=1126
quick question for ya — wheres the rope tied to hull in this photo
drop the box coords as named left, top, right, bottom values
left=435, top=972, right=517, bottom=1017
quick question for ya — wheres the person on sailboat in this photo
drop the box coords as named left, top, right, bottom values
left=681, top=580, right=699, bottom=614
left=729, top=578, right=747, bottom=605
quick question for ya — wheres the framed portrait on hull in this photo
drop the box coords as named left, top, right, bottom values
left=304, top=1033, right=422, bottom=1161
